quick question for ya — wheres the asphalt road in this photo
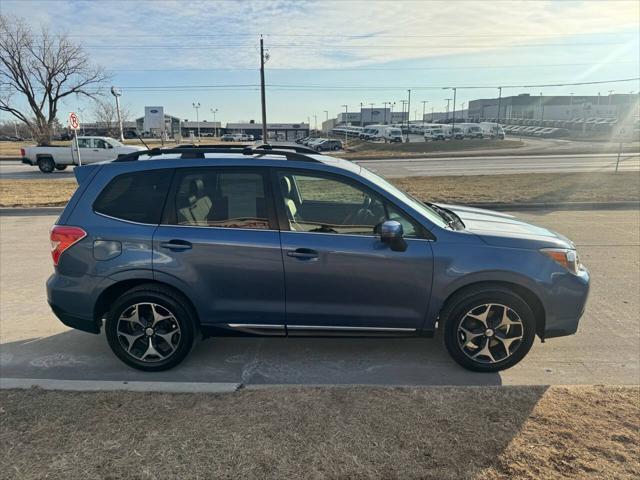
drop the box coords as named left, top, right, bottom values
left=3, top=152, right=638, bottom=180
left=1, top=208, right=638, bottom=387
left=356, top=152, right=640, bottom=177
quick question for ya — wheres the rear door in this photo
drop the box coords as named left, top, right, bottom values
left=275, top=169, right=433, bottom=334
left=153, top=167, right=285, bottom=333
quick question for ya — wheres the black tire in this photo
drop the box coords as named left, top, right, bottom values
left=441, top=285, right=536, bottom=372
left=37, top=157, right=55, bottom=173
left=105, top=284, right=197, bottom=371
left=54, top=164, right=67, bottom=171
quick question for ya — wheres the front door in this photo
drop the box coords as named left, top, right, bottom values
left=153, top=167, right=285, bottom=334
left=275, top=169, right=433, bottom=334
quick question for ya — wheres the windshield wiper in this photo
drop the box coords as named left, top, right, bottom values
left=425, top=202, right=462, bottom=230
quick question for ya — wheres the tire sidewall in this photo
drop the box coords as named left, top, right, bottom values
left=105, top=290, right=195, bottom=371
left=443, top=290, right=536, bottom=372
left=38, top=158, right=55, bottom=173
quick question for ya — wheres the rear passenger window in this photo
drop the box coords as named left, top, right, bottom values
left=94, top=170, right=172, bottom=224
left=169, top=169, right=269, bottom=229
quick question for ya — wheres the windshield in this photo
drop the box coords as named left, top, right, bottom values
left=359, top=167, right=449, bottom=228
left=106, top=138, right=123, bottom=147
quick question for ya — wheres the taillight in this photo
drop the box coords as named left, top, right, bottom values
left=20, top=148, right=25, bottom=157
left=50, top=225, right=86, bottom=266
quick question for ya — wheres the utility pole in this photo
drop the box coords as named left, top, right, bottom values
left=342, top=105, right=348, bottom=145
left=369, top=103, right=374, bottom=125
left=431, top=106, right=434, bottom=122
left=406, top=89, right=411, bottom=142
left=382, top=102, right=388, bottom=124
left=445, top=98, right=451, bottom=121
left=451, top=87, right=457, bottom=140
left=260, top=36, right=268, bottom=143
left=314, top=114, right=317, bottom=132
left=192, top=102, right=201, bottom=139
left=323, top=110, right=328, bottom=133
left=496, top=86, right=502, bottom=128
left=360, top=102, right=364, bottom=127
left=110, top=86, right=124, bottom=142
left=390, top=102, right=395, bottom=124
left=608, top=90, right=614, bottom=105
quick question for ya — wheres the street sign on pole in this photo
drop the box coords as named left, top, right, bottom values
left=68, top=112, right=82, bottom=166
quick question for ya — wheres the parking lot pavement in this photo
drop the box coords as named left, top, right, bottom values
left=1, top=209, right=638, bottom=387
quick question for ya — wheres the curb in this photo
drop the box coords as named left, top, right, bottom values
left=0, top=378, right=241, bottom=394
left=1, top=202, right=638, bottom=217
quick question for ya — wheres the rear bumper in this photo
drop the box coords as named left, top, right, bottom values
left=46, top=273, right=107, bottom=335
left=21, top=157, right=34, bottom=165
left=48, top=302, right=101, bottom=334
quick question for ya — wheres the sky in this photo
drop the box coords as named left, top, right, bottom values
left=1, top=0, right=639, bottom=126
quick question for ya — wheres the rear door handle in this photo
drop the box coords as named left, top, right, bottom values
left=287, top=248, right=318, bottom=260
left=160, top=240, right=192, bottom=251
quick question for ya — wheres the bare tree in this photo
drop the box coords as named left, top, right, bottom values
left=0, top=15, right=109, bottom=144
left=92, top=98, right=131, bottom=137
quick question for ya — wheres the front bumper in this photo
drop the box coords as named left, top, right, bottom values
left=542, top=267, right=590, bottom=339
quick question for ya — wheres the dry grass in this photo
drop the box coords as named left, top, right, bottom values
left=0, top=385, right=638, bottom=479
left=393, top=171, right=640, bottom=204
left=2, top=172, right=638, bottom=208
left=0, top=179, right=78, bottom=207
left=339, top=139, right=524, bottom=160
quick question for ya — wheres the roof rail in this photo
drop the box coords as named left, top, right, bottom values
left=176, top=142, right=319, bottom=154
left=113, top=145, right=321, bottom=163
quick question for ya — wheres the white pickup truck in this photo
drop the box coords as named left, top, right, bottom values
left=21, top=136, right=145, bottom=173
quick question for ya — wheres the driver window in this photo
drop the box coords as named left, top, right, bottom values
left=277, top=172, right=424, bottom=237
left=94, top=139, right=108, bottom=149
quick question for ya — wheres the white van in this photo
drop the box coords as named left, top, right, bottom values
left=456, top=123, right=484, bottom=139
left=363, top=125, right=403, bottom=143
left=479, top=122, right=505, bottom=139
left=423, top=124, right=446, bottom=141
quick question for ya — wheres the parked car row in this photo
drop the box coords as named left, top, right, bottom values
left=295, top=136, right=343, bottom=151
left=504, top=125, right=569, bottom=138
left=220, top=133, right=255, bottom=142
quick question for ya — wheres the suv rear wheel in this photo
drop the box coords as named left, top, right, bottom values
left=441, top=286, right=536, bottom=372
left=105, top=285, right=196, bottom=371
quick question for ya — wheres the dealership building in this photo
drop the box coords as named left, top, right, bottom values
left=468, top=93, right=638, bottom=122
left=225, top=122, right=309, bottom=141
left=336, top=107, right=409, bottom=126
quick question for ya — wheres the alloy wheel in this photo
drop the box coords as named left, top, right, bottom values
left=116, top=303, right=181, bottom=363
left=457, top=303, right=524, bottom=364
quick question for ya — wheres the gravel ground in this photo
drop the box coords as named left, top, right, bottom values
left=0, top=385, right=638, bottom=480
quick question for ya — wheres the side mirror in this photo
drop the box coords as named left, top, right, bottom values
left=107, top=144, right=113, bottom=149
left=380, top=220, right=407, bottom=252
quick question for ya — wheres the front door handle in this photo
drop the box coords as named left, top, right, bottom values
left=287, top=248, right=318, bottom=260
left=160, top=240, right=192, bottom=251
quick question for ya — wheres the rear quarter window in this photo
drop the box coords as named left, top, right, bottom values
left=93, top=169, right=173, bottom=224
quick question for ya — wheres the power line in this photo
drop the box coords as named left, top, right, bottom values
left=105, top=61, right=639, bottom=72
left=81, top=77, right=638, bottom=93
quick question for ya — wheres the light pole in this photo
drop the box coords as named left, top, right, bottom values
left=406, top=89, right=411, bottom=142
left=539, top=92, right=544, bottom=126
left=460, top=102, right=465, bottom=121
left=110, top=86, right=124, bottom=142
left=382, top=102, right=388, bottom=124
left=431, top=106, right=434, bottom=122
left=314, top=114, right=317, bottom=132
left=496, top=86, right=502, bottom=127
left=192, top=102, right=201, bottom=139
left=342, top=104, right=348, bottom=145
left=421, top=100, right=428, bottom=130
left=360, top=102, right=364, bottom=127
left=389, top=102, right=395, bottom=124
left=369, top=103, right=374, bottom=125
left=323, top=110, right=328, bottom=133
left=451, top=87, right=457, bottom=140
left=608, top=90, right=614, bottom=105
left=445, top=98, right=452, bottom=121
left=210, top=108, right=218, bottom=138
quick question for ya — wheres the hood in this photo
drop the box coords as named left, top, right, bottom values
left=122, top=145, right=147, bottom=152
left=436, top=203, right=575, bottom=249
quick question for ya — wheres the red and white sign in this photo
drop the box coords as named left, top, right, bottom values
left=68, top=112, right=80, bottom=131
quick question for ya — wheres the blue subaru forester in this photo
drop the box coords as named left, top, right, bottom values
left=47, top=145, right=589, bottom=372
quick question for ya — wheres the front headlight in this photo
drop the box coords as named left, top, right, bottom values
left=540, top=248, right=581, bottom=275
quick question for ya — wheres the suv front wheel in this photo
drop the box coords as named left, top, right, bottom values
left=441, top=286, right=536, bottom=372
left=105, top=284, right=196, bottom=371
